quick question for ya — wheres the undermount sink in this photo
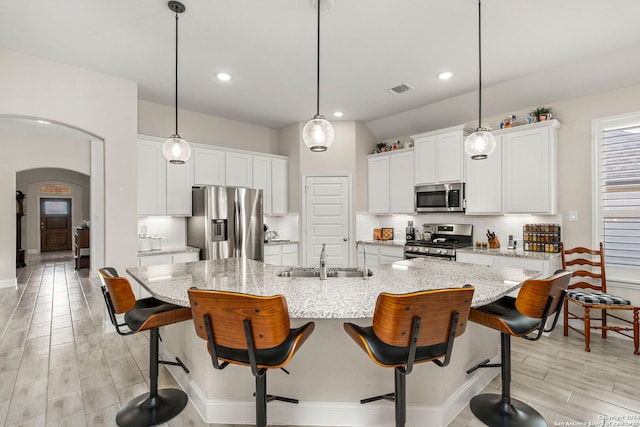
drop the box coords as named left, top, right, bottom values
left=277, top=267, right=373, bottom=278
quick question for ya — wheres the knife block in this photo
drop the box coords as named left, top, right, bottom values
left=488, top=236, right=501, bottom=249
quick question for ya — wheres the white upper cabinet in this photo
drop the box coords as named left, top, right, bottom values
left=368, top=154, right=391, bottom=214
left=253, top=156, right=272, bottom=215
left=465, top=135, right=503, bottom=215
left=502, top=120, right=559, bottom=214
left=389, top=151, right=415, bottom=213
left=271, top=157, right=288, bottom=215
left=412, top=125, right=471, bottom=185
left=464, top=120, right=560, bottom=216
left=137, top=138, right=192, bottom=216
left=368, top=149, right=414, bottom=214
left=225, top=152, right=253, bottom=188
left=193, top=147, right=225, bottom=186
left=138, top=140, right=166, bottom=216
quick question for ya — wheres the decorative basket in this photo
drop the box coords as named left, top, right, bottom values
left=373, top=228, right=382, bottom=240
left=381, top=228, right=394, bottom=241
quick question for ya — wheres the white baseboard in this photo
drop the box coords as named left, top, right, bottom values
left=163, top=350, right=499, bottom=427
left=27, top=249, right=40, bottom=254
left=0, top=277, right=17, bottom=289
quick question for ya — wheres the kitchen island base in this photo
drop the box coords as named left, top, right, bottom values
left=160, top=318, right=500, bottom=426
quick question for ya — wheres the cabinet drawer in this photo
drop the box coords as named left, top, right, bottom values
left=379, top=245, right=404, bottom=258
left=138, top=254, right=173, bottom=267
left=264, top=245, right=280, bottom=256
left=456, top=252, right=494, bottom=266
left=281, top=244, right=298, bottom=254
left=172, top=252, right=199, bottom=264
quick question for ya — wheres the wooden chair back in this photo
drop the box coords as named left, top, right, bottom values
left=560, top=242, right=607, bottom=293
left=98, top=268, right=136, bottom=314
left=372, top=287, right=474, bottom=347
left=188, top=289, right=291, bottom=350
left=515, top=270, right=572, bottom=319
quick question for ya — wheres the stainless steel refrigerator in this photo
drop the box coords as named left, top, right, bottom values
left=187, top=186, right=263, bottom=261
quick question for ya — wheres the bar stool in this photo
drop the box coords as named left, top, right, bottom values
left=466, top=270, right=572, bottom=427
left=343, top=286, right=475, bottom=427
left=187, top=289, right=315, bottom=427
left=98, top=268, right=192, bottom=427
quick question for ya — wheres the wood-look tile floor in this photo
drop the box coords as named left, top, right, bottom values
left=2, top=252, right=639, bottom=427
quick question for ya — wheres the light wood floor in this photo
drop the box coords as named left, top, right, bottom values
left=2, top=253, right=639, bottom=426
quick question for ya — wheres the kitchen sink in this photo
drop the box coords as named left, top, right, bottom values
left=277, top=267, right=373, bottom=278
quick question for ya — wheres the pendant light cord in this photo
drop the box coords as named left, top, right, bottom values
left=477, top=0, right=482, bottom=130
left=174, top=12, right=179, bottom=136
left=315, top=1, right=321, bottom=116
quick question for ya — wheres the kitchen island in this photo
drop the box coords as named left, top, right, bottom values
left=126, top=258, right=538, bottom=426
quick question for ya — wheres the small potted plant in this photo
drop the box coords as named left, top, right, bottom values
left=530, top=106, right=552, bottom=122
left=376, top=142, right=387, bottom=153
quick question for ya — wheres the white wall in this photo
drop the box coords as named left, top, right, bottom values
left=0, top=47, right=137, bottom=287
left=138, top=100, right=280, bottom=154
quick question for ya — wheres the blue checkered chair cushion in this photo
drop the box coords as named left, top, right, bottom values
left=567, top=291, right=631, bottom=306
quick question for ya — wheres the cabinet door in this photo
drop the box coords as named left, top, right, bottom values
left=225, top=152, right=253, bottom=188
left=281, top=245, right=298, bottom=266
left=138, top=140, right=166, bottom=215
left=414, top=136, right=436, bottom=184
left=465, top=135, right=503, bottom=215
left=368, top=156, right=390, bottom=214
left=253, top=156, right=272, bottom=215
left=389, top=151, right=415, bottom=213
left=166, top=157, right=193, bottom=216
left=437, top=131, right=464, bottom=183
left=264, top=254, right=282, bottom=265
left=503, top=127, right=557, bottom=214
left=271, top=158, right=288, bottom=215
left=496, top=256, right=544, bottom=272
left=193, top=147, right=225, bottom=186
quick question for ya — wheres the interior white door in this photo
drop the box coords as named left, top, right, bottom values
left=304, top=176, right=350, bottom=267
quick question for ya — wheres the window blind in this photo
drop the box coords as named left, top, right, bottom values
left=601, top=125, right=640, bottom=268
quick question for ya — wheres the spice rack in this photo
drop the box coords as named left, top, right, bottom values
left=523, top=224, right=561, bottom=253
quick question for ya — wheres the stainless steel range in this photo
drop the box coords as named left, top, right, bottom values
left=404, top=224, right=473, bottom=261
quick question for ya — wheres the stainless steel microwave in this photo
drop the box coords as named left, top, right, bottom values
left=415, top=183, right=465, bottom=212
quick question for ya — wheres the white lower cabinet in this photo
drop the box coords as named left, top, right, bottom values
left=456, top=251, right=559, bottom=276
left=264, top=243, right=299, bottom=266
left=357, top=244, right=404, bottom=266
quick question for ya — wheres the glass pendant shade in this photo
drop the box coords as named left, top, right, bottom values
left=464, top=128, right=496, bottom=160
left=162, top=134, right=191, bottom=164
left=303, top=115, right=334, bottom=152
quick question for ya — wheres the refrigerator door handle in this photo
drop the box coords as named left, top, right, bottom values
left=234, top=200, right=242, bottom=256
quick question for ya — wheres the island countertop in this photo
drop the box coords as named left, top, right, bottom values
left=126, top=257, right=538, bottom=319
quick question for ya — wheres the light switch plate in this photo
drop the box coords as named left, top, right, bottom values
left=568, top=210, right=578, bottom=222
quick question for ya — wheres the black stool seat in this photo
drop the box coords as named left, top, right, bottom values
left=99, top=268, right=192, bottom=427
left=467, top=270, right=572, bottom=427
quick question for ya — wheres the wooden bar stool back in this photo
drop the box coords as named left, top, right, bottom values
left=188, top=289, right=315, bottom=427
left=466, top=270, right=572, bottom=427
left=98, top=268, right=192, bottom=427
left=561, top=242, right=639, bottom=354
left=343, top=286, right=475, bottom=427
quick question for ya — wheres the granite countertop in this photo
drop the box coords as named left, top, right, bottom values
left=360, top=239, right=406, bottom=247
left=126, top=258, right=538, bottom=319
left=138, top=246, right=200, bottom=257
left=457, top=247, right=560, bottom=261
left=265, top=240, right=299, bottom=246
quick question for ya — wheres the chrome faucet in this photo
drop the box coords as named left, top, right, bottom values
left=356, top=240, right=367, bottom=280
left=319, top=243, right=328, bottom=280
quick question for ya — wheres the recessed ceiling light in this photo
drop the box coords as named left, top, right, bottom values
left=437, top=71, right=453, bottom=80
left=37, top=120, right=51, bottom=125
left=216, top=72, right=231, bottom=81
left=333, top=111, right=343, bottom=118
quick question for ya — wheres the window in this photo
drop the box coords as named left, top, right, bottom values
left=594, top=112, right=640, bottom=283
left=44, top=200, right=69, bottom=215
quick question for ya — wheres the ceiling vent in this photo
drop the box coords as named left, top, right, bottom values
left=388, top=84, right=413, bottom=95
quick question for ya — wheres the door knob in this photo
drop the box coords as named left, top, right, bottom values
left=343, top=238, right=348, bottom=242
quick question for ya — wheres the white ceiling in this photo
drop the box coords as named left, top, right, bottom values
left=3, top=0, right=640, bottom=139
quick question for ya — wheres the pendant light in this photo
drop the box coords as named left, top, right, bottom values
left=302, top=0, right=334, bottom=152
left=162, top=1, right=191, bottom=164
left=464, top=0, right=496, bottom=160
